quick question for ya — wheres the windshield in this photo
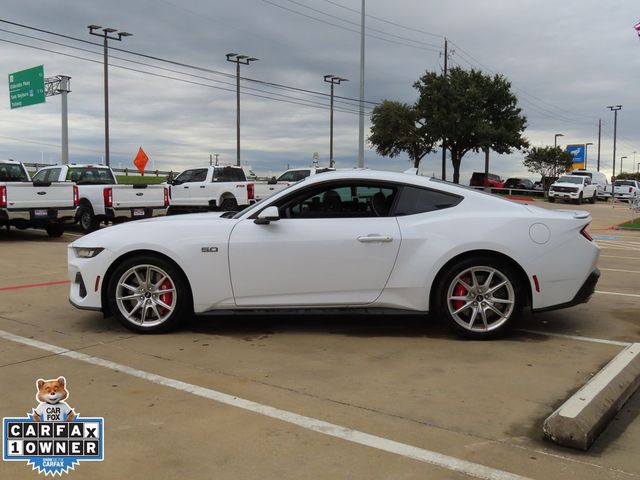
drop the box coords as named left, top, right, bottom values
left=68, top=167, right=116, bottom=184
left=0, top=163, right=29, bottom=181
left=557, top=176, right=583, bottom=184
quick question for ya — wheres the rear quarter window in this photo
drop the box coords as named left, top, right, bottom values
left=393, top=186, right=462, bottom=216
left=213, top=167, right=246, bottom=182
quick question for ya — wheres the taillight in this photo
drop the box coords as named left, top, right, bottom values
left=73, top=185, right=79, bottom=207
left=0, top=186, right=6, bottom=208
left=103, top=187, right=113, bottom=208
left=580, top=225, right=593, bottom=241
left=247, top=183, right=254, bottom=200
left=163, top=187, right=169, bottom=207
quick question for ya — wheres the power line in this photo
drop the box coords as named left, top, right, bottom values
left=261, top=0, right=440, bottom=52
left=0, top=37, right=371, bottom=116
left=0, top=18, right=380, bottom=106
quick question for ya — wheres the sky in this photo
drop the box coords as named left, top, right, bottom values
left=0, top=0, right=639, bottom=184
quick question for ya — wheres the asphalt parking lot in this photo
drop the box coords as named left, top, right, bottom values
left=1, top=200, right=639, bottom=479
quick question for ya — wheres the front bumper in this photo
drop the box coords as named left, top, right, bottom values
left=532, top=268, right=600, bottom=313
left=68, top=246, right=108, bottom=311
left=548, top=191, right=580, bottom=200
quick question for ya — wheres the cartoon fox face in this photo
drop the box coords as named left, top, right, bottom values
left=36, top=377, right=69, bottom=405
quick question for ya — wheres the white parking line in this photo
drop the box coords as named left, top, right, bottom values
left=596, top=290, right=640, bottom=299
left=518, top=329, right=631, bottom=347
left=600, top=268, right=640, bottom=274
left=0, top=329, right=529, bottom=480
left=600, top=255, right=640, bottom=260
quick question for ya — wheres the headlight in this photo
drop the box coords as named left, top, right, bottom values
left=73, top=247, right=104, bottom=258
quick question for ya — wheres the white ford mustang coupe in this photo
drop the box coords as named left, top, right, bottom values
left=68, top=170, right=600, bottom=338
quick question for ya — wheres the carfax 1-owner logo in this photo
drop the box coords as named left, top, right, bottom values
left=3, top=376, right=104, bottom=476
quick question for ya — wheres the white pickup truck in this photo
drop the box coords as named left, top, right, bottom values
left=254, top=167, right=334, bottom=201
left=34, top=164, right=169, bottom=233
left=603, top=179, right=640, bottom=202
left=167, top=165, right=254, bottom=214
left=0, top=159, right=77, bottom=237
left=547, top=174, right=598, bottom=204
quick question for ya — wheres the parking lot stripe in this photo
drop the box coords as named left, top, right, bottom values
left=518, top=329, right=631, bottom=347
left=0, top=280, right=70, bottom=292
left=0, top=329, right=529, bottom=480
left=600, top=268, right=640, bottom=274
left=596, top=290, right=640, bottom=299
left=600, top=255, right=640, bottom=260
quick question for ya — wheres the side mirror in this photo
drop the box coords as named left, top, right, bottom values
left=254, top=206, right=280, bottom=225
left=267, top=176, right=277, bottom=185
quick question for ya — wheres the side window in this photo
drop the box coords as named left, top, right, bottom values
left=32, top=170, right=48, bottom=182
left=278, top=183, right=397, bottom=219
left=47, top=168, right=61, bottom=182
left=191, top=169, right=208, bottom=182
left=393, top=186, right=462, bottom=216
left=213, top=167, right=245, bottom=182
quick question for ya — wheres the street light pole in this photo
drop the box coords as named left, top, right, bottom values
left=357, top=0, right=365, bottom=168
left=324, top=75, right=347, bottom=168
left=226, top=53, right=258, bottom=166
left=607, top=105, right=622, bottom=205
left=88, top=25, right=132, bottom=167
left=585, top=142, right=593, bottom=170
left=553, top=133, right=564, bottom=177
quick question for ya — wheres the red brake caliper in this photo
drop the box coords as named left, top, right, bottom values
left=452, top=276, right=470, bottom=310
left=158, top=279, right=173, bottom=315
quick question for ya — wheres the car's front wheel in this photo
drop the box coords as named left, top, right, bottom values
left=106, top=256, right=192, bottom=333
left=435, top=257, right=524, bottom=339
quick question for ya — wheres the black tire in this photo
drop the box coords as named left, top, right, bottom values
left=78, top=206, right=99, bottom=233
left=106, top=255, right=192, bottom=333
left=576, top=192, right=583, bottom=205
left=46, top=224, right=65, bottom=238
left=548, top=196, right=555, bottom=203
left=166, top=206, right=177, bottom=216
left=220, top=197, right=238, bottom=211
left=434, top=256, right=524, bottom=339
left=590, top=191, right=597, bottom=204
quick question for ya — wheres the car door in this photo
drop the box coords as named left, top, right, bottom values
left=228, top=181, right=401, bottom=307
left=171, top=168, right=208, bottom=206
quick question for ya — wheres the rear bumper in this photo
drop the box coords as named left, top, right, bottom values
left=106, top=206, right=167, bottom=220
left=532, top=269, right=600, bottom=313
left=0, top=207, right=77, bottom=223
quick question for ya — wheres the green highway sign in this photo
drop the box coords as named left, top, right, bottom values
left=9, top=65, right=45, bottom=109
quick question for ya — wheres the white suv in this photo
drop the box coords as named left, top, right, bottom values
left=548, top=175, right=598, bottom=204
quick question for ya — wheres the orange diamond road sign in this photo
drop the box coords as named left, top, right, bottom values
left=133, top=147, right=149, bottom=174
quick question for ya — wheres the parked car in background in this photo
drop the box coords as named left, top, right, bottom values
left=533, top=181, right=544, bottom=191
left=254, top=167, right=334, bottom=201
left=569, top=170, right=609, bottom=200
left=69, top=170, right=600, bottom=339
left=548, top=175, right=598, bottom=204
left=1, top=160, right=77, bottom=237
left=167, top=165, right=254, bottom=214
left=34, top=164, right=169, bottom=233
left=603, top=179, right=640, bottom=202
left=469, top=172, right=504, bottom=188
left=503, top=178, right=534, bottom=190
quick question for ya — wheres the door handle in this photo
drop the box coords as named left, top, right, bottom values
left=183, top=186, right=189, bottom=189
left=357, top=234, right=393, bottom=243
left=200, top=185, right=206, bottom=188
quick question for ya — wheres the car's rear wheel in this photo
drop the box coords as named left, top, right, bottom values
left=548, top=196, right=555, bottom=203
left=435, top=257, right=523, bottom=339
left=220, top=197, right=238, bottom=211
left=45, top=224, right=65, bottom=238
left=106, top=256, right=192, bottom=333
left=78, top=206, right=99, bottom=233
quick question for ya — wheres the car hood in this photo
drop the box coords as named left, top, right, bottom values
left=551, top=182, right=582, bottom=188
left=71, top=212, right=235, bottom=248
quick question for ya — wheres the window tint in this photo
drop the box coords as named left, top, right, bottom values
left=175, top=168, right=207, bottom=183
left=278, top=170, right=310, bottom=182
left=46, top=168, right=61, bottom=182
left=279, top=183, right=397, bottom=218
left=213, top=167, right=245, bottom=182
left=32, top=170, right=48, bottom=182
left=67, top=167, right=115, bottom=184
left=393, top=186, right=462, bottom=216
left=0, top=163, right=30, bottom=181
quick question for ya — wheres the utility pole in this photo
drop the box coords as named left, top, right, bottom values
left=226, top=53, right=258, bottom=166
left=585, top=142, right=593, bottom=170
left=357, top=0, right=366, bottom=168
left=324, top=75, right=347, bottom=168
left=597, top=119, right=601, bottom=171
left=441, top=37, right=448, bottom=181
left=214, top=154, right=219, bottom=166
left=209, top=154, right=213, bottom=166
left=607, top=105, right=622, bottom=205
left=45, top=75, right=71, bottom=164
left=88, top=25, right=133, bottom=167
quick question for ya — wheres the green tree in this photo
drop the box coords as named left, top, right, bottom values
left=523, top=146, right=573, bottom=179
left=368, top=100, right=434, bottom=168
left=414, top=67, right=528, bottom=183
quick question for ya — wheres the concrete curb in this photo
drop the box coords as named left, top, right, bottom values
left=543, top=343, right=640, bottom=450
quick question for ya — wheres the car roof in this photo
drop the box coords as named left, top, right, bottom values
left=0, top=159, right=23, bottom=165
